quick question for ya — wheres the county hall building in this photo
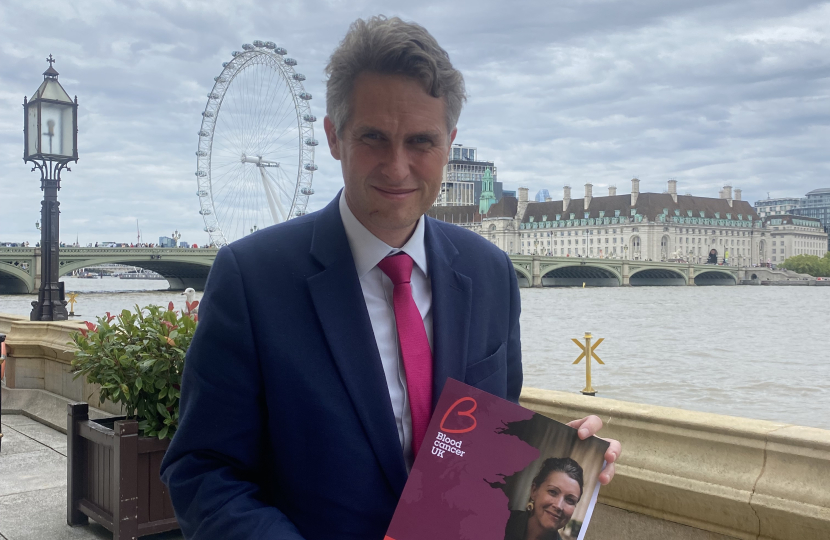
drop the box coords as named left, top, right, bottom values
left=428, top=178, right=827, bottom=266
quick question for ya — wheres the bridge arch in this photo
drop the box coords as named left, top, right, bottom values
left=694, top=269, right=738, bottom=286
left=0, top=263, right=34, bottom=293
left=629, top=267, right=687, bottom=286
left=540, top=263, right=622, bottom=287
left=59, top=254, right=215, bottom=291
left=512, top=264, right=532, bottom=288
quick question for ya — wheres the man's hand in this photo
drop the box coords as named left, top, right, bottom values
left=567, top=416, right=621, bottom=485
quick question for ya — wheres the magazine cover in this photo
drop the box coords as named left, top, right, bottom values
left=385, top=378, right=609, bottom=540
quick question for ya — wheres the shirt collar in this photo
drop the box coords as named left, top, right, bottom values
left=339, top=190, right=428, bottom=279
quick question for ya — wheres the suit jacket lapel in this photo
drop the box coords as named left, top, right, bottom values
left=424, top=218, right=472, bottom=407
left=307, top=196, right=408, bottom=496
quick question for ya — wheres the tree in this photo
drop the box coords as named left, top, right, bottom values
left=780, top=253, right=830, bottom=277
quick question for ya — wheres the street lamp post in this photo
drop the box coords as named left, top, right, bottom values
left=172, top=230, right=182, bottom=247
left=23, top=56, right=78, bottom=321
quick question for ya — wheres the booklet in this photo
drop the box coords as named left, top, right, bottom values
left=385, top=378, right=609, bottom=540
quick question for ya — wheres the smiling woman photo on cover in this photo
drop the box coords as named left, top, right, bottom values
left=503, top=457, right=584, bottom=540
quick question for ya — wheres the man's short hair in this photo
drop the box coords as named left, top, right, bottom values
left=325, top=15, right=467, bottom=136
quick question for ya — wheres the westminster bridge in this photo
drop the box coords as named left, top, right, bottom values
left=1, top=247, right=754, bottom=294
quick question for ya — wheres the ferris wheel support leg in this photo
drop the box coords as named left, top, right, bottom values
left=259, top=167, right=285, bottom=224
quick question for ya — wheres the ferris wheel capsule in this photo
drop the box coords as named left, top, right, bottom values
left=303, top=114, right=317, bottom=122
left=252, top=40, right=264, bottom=47
left=298, top=92, right=312, bottom=100
left=264, top=41, right=276, bottom=49
left=292, top=73, right=306, bottom=81
left=304, top=138, right=318, bottom=146
left=274, top=47, right=287, bottom=55
left=284, top=58, right=297, bottom=66
left=221, top=62, right=229, bottom=68
left=303, top=164, right=318, bottom=172
left=231, top=51, right=240, bottom=57
left=242, top=43, right=254, bottom=50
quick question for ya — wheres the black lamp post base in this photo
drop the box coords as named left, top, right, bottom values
left=30, top=300, right=69, bottom=322
left=30, top=282, right=69, bottom=321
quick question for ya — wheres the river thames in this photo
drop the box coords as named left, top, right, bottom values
left=2, top=277, right=828, bottom=430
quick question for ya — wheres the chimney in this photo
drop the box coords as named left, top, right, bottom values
left=631, top=177, right=640, bottom=207
left=563, top=185, right=571, bottom=212
left=518, top=187, right=528, bottom=203
left=724, top=185, right=733, bottom=207
left=584, top=183, right=593, bottom=210
left=608, top=185, right=617, bottom=196
left=734, top=188, right=742, bottom=201
left=544, top=196, right=552, bottom=202
left=667, top=179, right=678, bottom=203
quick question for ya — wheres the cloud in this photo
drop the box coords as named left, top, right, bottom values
left=1, top=0, right=828, bottom=245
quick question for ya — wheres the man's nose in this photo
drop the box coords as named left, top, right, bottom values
left=382, top=144, right=409, bottom=181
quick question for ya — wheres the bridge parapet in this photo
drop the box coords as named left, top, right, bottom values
left=509, top=255, right=744, bottom=287
left=0, top=247, right=220, bottom=293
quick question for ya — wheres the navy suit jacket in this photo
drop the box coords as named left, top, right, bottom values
left=160, top=194, right=522, bottom=539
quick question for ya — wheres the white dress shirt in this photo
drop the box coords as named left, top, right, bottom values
left=339, top=191, right=433, bottom=471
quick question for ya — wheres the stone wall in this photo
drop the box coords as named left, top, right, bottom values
left=1, top=314, right=121, bottom=418
left=522, top=388, right=830, bottom=540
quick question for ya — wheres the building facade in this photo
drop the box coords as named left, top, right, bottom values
left=435, top=144, right=502, bottom=206
left=789, top=188, right=830, bottom=251
left=753, top=196, right=803, bottom=219
left=764, top=215, right=826, bottom=264
left=429, top=179, right=830, bottom=266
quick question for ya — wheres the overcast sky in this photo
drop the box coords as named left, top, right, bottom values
left=1, top=0, right=828, bottom=245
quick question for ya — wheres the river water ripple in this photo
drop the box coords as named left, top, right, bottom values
left=2, top=278, right=828, bottom=429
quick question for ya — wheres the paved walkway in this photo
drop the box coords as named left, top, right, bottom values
left=0, top=414, right=183, bottom=540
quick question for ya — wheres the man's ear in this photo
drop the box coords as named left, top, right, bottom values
left=324, top=116, right=341, bottom=161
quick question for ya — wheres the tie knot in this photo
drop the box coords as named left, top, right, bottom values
left=377, top=252, right=414, bottom=285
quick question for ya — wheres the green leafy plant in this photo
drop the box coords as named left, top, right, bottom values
left=70, top=301, right=198, bottom=440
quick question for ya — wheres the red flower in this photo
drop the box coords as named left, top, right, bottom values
left=84, top=321, right=98, bottom=333
left=185, top=300, right=199, bottom=314
left=105, top=312, right=116, bottom=323
left=168, top=301, right=175, bottom=312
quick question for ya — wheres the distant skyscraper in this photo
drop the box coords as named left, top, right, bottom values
left=535, top=189, right=550, bottom=202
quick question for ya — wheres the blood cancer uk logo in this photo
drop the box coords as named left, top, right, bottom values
left=439, top=397, right=477, bottom=433
left=432, top=397, right=477, bottom=459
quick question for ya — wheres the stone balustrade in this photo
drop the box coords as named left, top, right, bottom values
left=522, top=388, right=830, bottom=540
left=1, top=314, right=121, bottom=430
left=1, top=313, right=828, bottom=539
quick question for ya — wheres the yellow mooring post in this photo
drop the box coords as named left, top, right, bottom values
left=572, top=332, right=605, bottom=396
left=67, top=292, right=79, bottom=317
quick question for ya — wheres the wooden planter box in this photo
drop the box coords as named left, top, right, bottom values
left=67, top=403, right=179, bottom=539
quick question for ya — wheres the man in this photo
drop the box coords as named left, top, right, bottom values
left=161, top=16, right=620, bottom=539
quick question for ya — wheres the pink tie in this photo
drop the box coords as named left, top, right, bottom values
left=377, top=252, right=433, bottom=457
